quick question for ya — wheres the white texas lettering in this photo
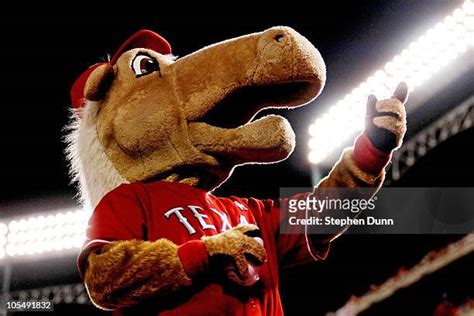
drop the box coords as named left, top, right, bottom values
left=164, top=205, right=257, bottom=235
left=239, top=214, right=249, bottom=225
left=164, top=207, right=196, bottom=235
left=234, top=201, right=248, bottom=211
left=187, top=205, right=216, bottom=231
left=210, top=208, right=232, bottom=232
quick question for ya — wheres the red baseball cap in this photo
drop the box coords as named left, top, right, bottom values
left=71, top=29, right=172, bottom=110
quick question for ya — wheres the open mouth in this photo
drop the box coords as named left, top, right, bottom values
left=197, top=81, right=319, bottom=129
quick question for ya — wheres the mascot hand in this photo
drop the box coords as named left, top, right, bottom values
left=203, top=224, right=267, bottom=286
left=365, top=82, right=408, bottom=153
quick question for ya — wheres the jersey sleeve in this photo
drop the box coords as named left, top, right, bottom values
left=77, top=183, right=148, bottom=278
left=248, top=196, right=330, bottom=269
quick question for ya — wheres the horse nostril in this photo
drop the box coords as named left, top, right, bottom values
left=274, top=34, right=284, bottom=42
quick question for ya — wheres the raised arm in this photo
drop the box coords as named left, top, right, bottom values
left=265, top=84, right=408, bottom=268
left=318, top=83, right=408, bottom=189
left=311, top=82, right=409, bottom=242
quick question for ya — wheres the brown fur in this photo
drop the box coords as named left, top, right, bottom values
left=202, top=224, right=267, bottom=285
left=85, top=225, right=266, bottom=309
left=318, top=148, right=384, bottom=189
left=87, top=27, right=326, bottom=190
left=307, top=148, right=385, bottom=245
left=84, top=64, right=114, bottom=102
left=85, top=239, right=191, bottom=310
left=188, top=115, right=295, bottom=164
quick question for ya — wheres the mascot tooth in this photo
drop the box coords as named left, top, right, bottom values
left=66, top=27, right=408, bottom=315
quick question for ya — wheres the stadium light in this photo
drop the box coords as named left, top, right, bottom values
left=308, top=0, right=474, bottom=164
left=1, top=209, right=87, bottom=259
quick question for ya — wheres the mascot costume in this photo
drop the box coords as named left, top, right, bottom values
left=66, top=27, right=408, bottom=315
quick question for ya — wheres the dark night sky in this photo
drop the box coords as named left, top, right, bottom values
left=1, top=5, right=473, bottom=315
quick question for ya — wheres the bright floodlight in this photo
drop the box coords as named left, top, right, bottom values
left=2, top=209, right=87, bottom=258
left=308, top=0, right=474, bottom=164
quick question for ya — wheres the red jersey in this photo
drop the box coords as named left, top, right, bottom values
left=78, top=181, right=329, bottom=316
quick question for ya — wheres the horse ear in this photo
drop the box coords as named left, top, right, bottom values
left=84, top=63, right=114, bottom=102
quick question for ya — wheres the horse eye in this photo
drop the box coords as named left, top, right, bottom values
left=132, top=54, right=160, bottom=77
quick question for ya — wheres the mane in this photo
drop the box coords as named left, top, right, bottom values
left=65, top=100, right=127, bottom=211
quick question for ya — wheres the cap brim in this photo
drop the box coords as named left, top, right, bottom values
left=71, top=29, right=172, bottom=110
left=110, top=29, right=172, bottom=64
